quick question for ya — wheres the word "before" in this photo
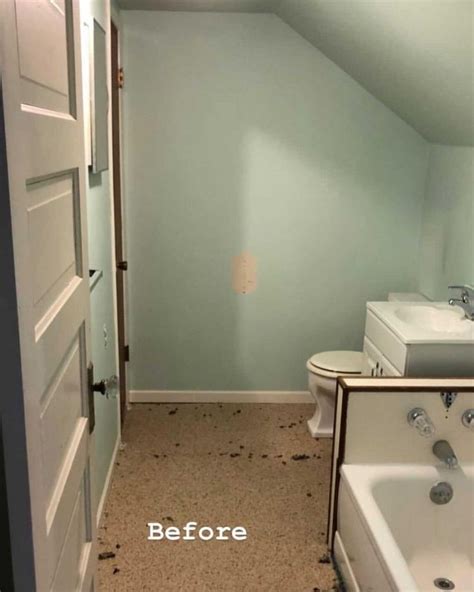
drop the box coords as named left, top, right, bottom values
left=147, top=522, right=248, bottom=542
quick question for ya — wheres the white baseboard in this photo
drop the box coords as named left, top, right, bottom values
left=96, top=435, right=120, bottom=527
left=129, top=390, right=312, bottom=404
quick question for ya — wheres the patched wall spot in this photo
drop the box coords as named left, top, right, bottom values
left=232, top=251, right=257, bottom=295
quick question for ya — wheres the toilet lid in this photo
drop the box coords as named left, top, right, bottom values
left=309, top=351, right=363, bottom=374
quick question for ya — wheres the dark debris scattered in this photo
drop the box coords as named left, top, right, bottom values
left=291, top=454, right=310, bottom=461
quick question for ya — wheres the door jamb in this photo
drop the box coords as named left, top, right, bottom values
left=110, top=15, right=129, bottom=424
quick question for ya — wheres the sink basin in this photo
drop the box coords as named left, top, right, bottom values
left=395, top=305, right=467, bottom=334
left=366, top=302, right=474, bottom=376
left=367, top=301, right=473, bottom=344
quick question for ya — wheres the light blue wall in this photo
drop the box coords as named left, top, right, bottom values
left=419, top=145, right=474, bottom=301
left=122, top=12, right=428, bottom=391
left=81, top=0, right=120, bottom=511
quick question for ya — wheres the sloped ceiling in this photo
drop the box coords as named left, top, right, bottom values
left=276, top=0, right=474, bottom=146
left=118, top=0, right=474, bottom=146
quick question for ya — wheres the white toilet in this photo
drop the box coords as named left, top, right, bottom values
left=306, top=350, right=364, bottom=438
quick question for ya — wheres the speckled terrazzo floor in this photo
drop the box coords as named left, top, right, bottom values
left=97, top=403, right=339, bottom=592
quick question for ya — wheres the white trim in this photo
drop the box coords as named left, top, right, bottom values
left=129, top=390, right=312, bottom=404
left=96, top=435, right=120, bottom=527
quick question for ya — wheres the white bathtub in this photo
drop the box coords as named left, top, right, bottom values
left=334, top=464, right=474, bottom=592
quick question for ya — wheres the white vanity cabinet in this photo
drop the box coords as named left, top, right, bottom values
left=362, top=335, right=401, bottom=376
left=363, top=302, right=474, bottom=377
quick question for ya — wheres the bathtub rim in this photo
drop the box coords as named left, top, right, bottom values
left=340, top=463, right=474, bottom=592
left=340, top=464, right=418, bottom=591
left=328, top=379, right=474, bottom=554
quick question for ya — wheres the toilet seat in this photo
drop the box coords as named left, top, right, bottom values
left=307, top=351, right=364, bottom=376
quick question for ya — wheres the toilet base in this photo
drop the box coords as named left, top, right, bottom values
left=307, top=406, right=334, bottom=438
left=307, top=417, right=333, bottom=438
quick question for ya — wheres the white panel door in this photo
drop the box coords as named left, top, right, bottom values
left=1, top=1, right=97, bottom=590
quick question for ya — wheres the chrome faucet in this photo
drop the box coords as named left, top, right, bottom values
left=432, top=440, right=458, bottom=469
left=462, top=409, right=474, bottom=430
left=407, top=408, right=435, bottom=437
left=448, top=285, right=474, bottom=320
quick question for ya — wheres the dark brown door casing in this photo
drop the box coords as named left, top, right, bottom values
left=111, top=20, right=127, bottom=425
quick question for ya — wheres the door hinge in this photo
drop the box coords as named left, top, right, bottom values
left=117, top=260, right=128, bottom=271
left=118, top=67, right=124, bottom=89
left=124, top=345, right=130, bottom=362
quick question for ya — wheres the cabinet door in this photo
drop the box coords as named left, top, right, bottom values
left=363, top=337, right=402, bottom=377
left=378, top=356, right=402, bottom=377
left=362, top=348, right=378, bottom=376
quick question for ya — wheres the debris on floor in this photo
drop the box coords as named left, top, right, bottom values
left=97, top=403, right=335, bottom=590
left=98, top=551, right=116, bottom=561
left=318, top=553, right=331, bottom=564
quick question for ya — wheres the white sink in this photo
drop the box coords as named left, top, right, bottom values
left=394, top=305, right=467, bottom=334
left=367, top=301, right=474, bottom=344
left=365, top=301, right=474, bottom=377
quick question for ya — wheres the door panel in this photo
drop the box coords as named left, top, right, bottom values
left=35, top=285, right=85, bottom=399
left=40, top=337, right=82, bottom=501
left=51, top=478, right=88, bottom=592
left=15, top=0, right=72, bottom=113
left=46, top=420, right=89, bottom=575
left=27, top=174, right=80, bottom=317
left=1, top=0, right=97, bottom=589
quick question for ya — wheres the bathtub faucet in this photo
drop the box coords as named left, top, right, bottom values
left=432, top=440, right=458, bottom=469
left=407, top=408, right=435, bottom=437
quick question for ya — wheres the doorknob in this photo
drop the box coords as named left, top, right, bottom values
left=117, top=260, right=128, bottom=271
left=93, top=375, right=119, bottom=399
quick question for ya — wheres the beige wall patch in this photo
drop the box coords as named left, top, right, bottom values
left=232, top=251, right=257, bottom=295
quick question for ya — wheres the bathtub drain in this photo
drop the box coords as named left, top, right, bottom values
left=434, top=577, right=455, bottom=590
left=430, top=482, right=453, bottom=505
